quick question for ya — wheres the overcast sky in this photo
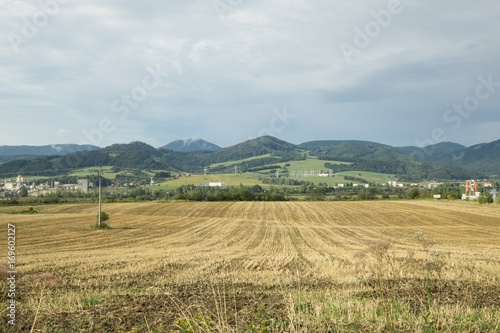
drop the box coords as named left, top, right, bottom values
left=1, top=0, right=499, bottom=148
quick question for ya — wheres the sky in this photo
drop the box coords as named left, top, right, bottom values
left=1, top=0, right=499, bottom=149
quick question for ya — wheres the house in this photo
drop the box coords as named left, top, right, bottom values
left=77, top=179, right=89, bottom=193
left=0, top=191, right=13, bottom=198
left=2, top=175, right=28, bottom=192
left=37, top=183, right=50, bottom=190
left=3, top=180, right=14, bottom=191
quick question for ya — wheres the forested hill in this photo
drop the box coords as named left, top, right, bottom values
left=0, top=137, right=302, bottom=176
left=432, top=139, right=500, bottom=176
left=0, top=136, right=498, bottom=180
left=160, top=136, right=304, bottom=172
left=394, top=142, right=465, bottom=162
left=298, top=140, right=411, bottom=163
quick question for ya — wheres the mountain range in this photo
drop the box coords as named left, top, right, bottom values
left=161, top=139, right=221, bottom=152
left=0, top=144, right=99, bottom=163
left=0, top=136, right=498, bottom=181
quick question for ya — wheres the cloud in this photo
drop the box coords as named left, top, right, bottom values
left=0, top=0, right=499, bottom=148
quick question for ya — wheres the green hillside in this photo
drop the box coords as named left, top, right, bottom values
left=159, top=173, right=263, bottom=189
left=209, top=154, right=273, bottom=168
left=1, top=136, right=499, bottom=182
left=69, top=166, right=116, bottom=179
left=284, top=157, right=350, bottom=172
left=299, top=140, right=412, bottom=163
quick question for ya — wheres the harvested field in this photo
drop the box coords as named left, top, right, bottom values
left=1, top=201, right=499, bottom=332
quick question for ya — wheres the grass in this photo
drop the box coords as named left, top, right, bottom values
left=39, top=157, right=389, bottom=189
left=283, top=171, right=393, bottom=186
left=209, top=154, right=273, bottom=168
left=1, top=201, right=499, bottom=332
left=158, top=173, right=263, bottom=189
left=335, top=171, right=394, bottom=184
left=68, top=166, right=117, bottom=179
left=283, top=157, right=350, bottom=172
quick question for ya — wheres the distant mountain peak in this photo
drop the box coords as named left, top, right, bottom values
left=0, top=144, right=99, bottom=155
left=162, top=139, right=221, bottom=152
left=0, top=144, right=99, bottom=163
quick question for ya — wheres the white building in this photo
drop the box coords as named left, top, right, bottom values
left=4, top=180, right=14, bottom=191
left=462, top=192, right=481, bottom=200
left=77, top=179, right=89, bottom=193
left=17, top=175, right=23, bottom=189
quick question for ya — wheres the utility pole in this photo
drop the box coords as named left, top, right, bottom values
left=98, top=166, right=102, bottom=228
left=125, top=172, right=128, bottom=195
left=204, top=167, right=208, bottom=177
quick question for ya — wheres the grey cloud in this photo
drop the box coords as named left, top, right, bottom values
left=0, top=0, right=499, bottom=148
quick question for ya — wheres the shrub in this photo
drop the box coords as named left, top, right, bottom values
left=94, top=211, right=110, bottom=229
left=478, top=193, right=493, bottom=204
left=43, top=196, right=59, bottom=204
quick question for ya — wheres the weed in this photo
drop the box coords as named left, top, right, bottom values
left=171, top=314, right=212, bottom=333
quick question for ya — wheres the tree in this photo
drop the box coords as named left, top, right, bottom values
left=478, top=191, right=493, bottom=204
left=19, top=186, right=28, bottom=197
left=309, top=188, right=326, bottom=201
left=406, top=188, right=420, bottom=200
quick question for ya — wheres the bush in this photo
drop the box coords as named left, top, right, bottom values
left=43, top=196, right=59, bottom=204
left=94, top=211, right=110, bottom=229
left=406, top=188, right=420, bottom=200
left=478, top=192, right=493, bottom=204
left=19, top=186, right=28, bottom=197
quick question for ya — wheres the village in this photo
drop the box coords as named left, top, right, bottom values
left=0, top=175, right=91, bottom=198
left=1, top=173, right=497, bottom=202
